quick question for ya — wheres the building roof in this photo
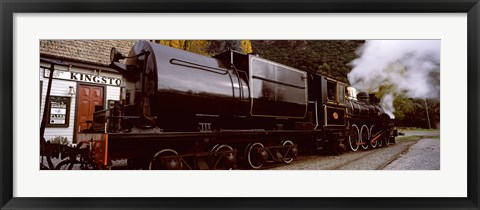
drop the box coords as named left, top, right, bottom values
left=40, top=40, right=137, bottom=67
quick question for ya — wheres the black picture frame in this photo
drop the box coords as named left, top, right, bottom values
left=1, top=0, right=479, bottom=209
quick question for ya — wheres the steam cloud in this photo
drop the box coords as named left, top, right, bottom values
left=347, top=40, right=440, bottom=118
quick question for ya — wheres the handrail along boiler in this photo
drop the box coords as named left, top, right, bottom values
left=77, top=40, right=398, bottom=170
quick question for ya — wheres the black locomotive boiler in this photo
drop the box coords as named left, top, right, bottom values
left=78, top=40, right=397, bottom=170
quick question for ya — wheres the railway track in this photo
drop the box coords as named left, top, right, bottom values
left=375, top=144, right=414, bottom=170
left=265, top=141, right=417, bottom=170
left=259, top=155, right=319, bottom=170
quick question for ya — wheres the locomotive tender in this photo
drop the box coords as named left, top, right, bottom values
left=78, top=40, right=397, bottom=170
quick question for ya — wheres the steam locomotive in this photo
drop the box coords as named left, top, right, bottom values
left=78, top=40, right=397, bottom=170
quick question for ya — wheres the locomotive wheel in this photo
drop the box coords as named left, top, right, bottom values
left=377, top=136, right=383, bottom=147
left=369, top=125, right=377, bottom=148
left=149, top=149, right=182, bottom=170
left=360, top=125, right=369, bottom=150
left=281, top=140, right=295, bottom=164
left=349, top=124, right=360, bottom=151
left=246, top=142, right=267, bottom=169
left=386, top=136, right=392, bottom=146
left=377, top=131, right=383, bottom=147
left=211, top=144, right=236, bottom=170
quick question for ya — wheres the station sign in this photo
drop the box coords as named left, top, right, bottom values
left=44, top=69, right=123, bottom=87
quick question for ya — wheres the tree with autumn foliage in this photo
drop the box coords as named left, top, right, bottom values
left=155, top=40, right=252, bottom=56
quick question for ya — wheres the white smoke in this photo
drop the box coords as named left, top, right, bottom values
left=348, top=40, right=440, bottom=118
left=380, top=93, right=395, bottom=118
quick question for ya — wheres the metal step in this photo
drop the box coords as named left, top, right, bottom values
left=316, top=138, right=323, bottom=150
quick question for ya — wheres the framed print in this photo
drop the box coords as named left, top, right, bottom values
left=1, top=0, right=479, bottom=209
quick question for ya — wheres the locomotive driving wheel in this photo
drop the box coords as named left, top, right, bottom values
left=348, top=124, right=360, bottom=151
left=149, top=149, right=183, bottom=170
left=377, top=135, right=383, bottom=147
left=211, top=144, right=236, bottom=170
left=376, top=129, right=383, bottom=147
left=280, top=140, right=296, bottom=164
left=360, top=125, right=369, bottom=150
left=369, top=125, right=377, bottom=148
left=245, top=142, right=267, bottom=169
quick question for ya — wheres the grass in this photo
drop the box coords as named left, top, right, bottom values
left=398, top=127, right=440, bottom=132
left=395, top=135, right=440, bottom=142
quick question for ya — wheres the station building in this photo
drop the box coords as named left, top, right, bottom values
left=40, top=40, right=136, bottom=143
